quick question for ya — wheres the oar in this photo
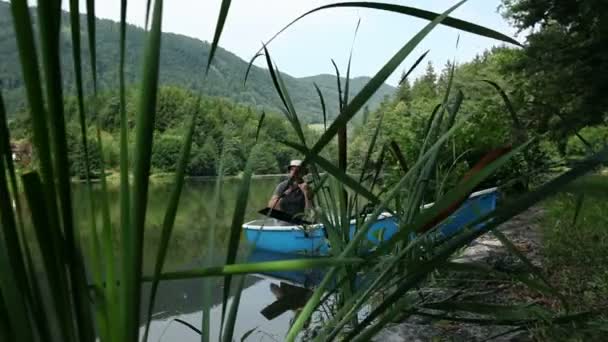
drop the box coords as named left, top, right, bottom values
left=258, top=207, right=312, bottom=225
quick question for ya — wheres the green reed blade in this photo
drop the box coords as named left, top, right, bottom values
left=0, top=145, right=35, bottom=342
left=201, top=144, right=226, bottom=342
left=255, top=111, right=266, bottom=142
left=38, top=2, right=96, bottom=339
left=374, top=142, right=531, bottom=257
left=143, top=100, right=199, bottom=342
left=262, top=47, right=290, bottom=115
left=2, top=94, right=53, bottom=341
left=147, top=257, right=363, bottom=280
left=358, top=111, right=384, bottom=183
left=406, top=56, right=458, bottom=221
left=260, top=1, right=520, bottom=56
left=313, top=83, right=328, bottom=131
left=240, top=327, right=258, bottom=342
left=208, top=0, right=232, bottom=73
left=306, top=1, right=468, bottom=162
left=124, top=0, right=164, bottom=340
left=86, top=0, right=98, bottom=92
left=369, top=144, right=387, bottom=192
left=0, top=290, right=13, bottom=340
left=9, top=0, right=62, bottom=238
left=400, top=49, right=429, bottom=85
left=343, top=18, right=361, bottom=109
left=347, top=144, right=608, bottom=339
left=336, top=61, right=347, bottom=173
left=220, top=143, right=255, bottom=335
left=20, top=172, right=75, bottom=341
left=94, top=128, right=121, bottom=341
left=0, top=237, right=33, bottom=341
left=69, top=0, right=94, bottom=185
left=482, top=80, right=523, bottom=131
left=0, top=94, right=24, bottom=234
left=243, top=52, right=263, bottom=86
left=571, top=193, right=585, bottom=226
left=222, top=275, right=245, bottom=342
left=389, top=141, right=408, bottom=173
left=119, top=0, right=131, bottom=278
left=331, top=59, right=344, bottom=110
left=287, top=99, right=475, bottom=341
left=262, top=46, right=306, bottom=144
left=68, top=7, right=103, bottom=325
left=145, top=0, right=152, bottom=28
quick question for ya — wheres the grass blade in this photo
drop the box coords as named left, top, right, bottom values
left=207, top=0, right=232, bottom=73
left=220, top=144, right=256, bottom=336
left=143, top=100, right=199, bottom=341
left=243, top=52, right=263, bottom=86
left=358, top=112, right=385, bottom=183
left=119, top=0, right=131, bottom=288
left=255, top=111, right=266, bottom=142
left=147, top=257, right=364, bottom=280
left=306, top=1, right=468, bottom=161
left=201, top=145, right=226, bottom=342
left=482, top=80, right=523, bottom=131
left=313, top=82, right=328, bottom=131
left=343, top=18, right=361, bottom=108
left=20, top=172, right=74, bottom=341
left=389, top=140, right=409, bottom=173
left=331, top=59, right=344, bottom=111
left=400, top=49, right=429, bottom=85
left=124, top=0, right=164, bottom=340
left=86, top=0, right=97, bottom=92
left=38, top=2, right=96, bottom=339
left=222, top=276, right=246, bottom=342
left=259, top=1, right=520, bottom=56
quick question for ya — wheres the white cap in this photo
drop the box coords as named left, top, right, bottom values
left=288, top=160, right=303, bottom=169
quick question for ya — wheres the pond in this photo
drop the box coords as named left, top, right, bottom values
left=71, top=176, right=321, bottom=342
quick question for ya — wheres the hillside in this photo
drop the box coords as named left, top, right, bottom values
left=0, top=2, right=395, bottom=122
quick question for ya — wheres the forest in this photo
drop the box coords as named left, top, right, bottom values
left=6, top=0, right=606, bottom=184
left=1, top=0, right=608, bottom=341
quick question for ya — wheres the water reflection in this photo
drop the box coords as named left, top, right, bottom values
left=71, top=178, right=328, bottom=341
left=141, top=248, right=324, bottom=342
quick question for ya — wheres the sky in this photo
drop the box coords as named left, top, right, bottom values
left=57, top=0, right=521, bottom=86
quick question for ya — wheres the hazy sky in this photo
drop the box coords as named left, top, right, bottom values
left=59, top=0, right=521, bottom=86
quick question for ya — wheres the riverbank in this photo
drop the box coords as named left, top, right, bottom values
left=72, top=171, right=288, bottom=185
left=374, top=184, right=608, bottom=341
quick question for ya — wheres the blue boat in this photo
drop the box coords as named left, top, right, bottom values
left=243, top=187, right=498, bottom=255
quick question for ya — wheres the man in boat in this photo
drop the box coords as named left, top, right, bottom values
left=268, top=160, right=313, bottom=218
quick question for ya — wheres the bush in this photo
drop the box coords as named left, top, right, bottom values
left=151, top=134, right=182, bottom=172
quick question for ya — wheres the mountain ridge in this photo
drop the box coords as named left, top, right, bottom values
left=0, top=2, right=396, bottom=122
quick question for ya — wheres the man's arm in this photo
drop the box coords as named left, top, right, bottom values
left=299, top=183, right=313, bottom=209
left=268, top=181, right=288, bottom=209
left=268, top=195, right=280, bottom=209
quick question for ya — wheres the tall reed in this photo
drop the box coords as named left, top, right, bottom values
left=0, top=1, right=603, bottom=342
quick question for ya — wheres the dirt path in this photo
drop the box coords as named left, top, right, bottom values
left=373, top=207, right=546, bottom=342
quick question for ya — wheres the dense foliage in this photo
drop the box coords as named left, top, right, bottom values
left=0, top=2, right=394, bottom=123
left=500, top=0, right=608, bottom=147
left=349, top=51, right=557, bottom=197
left=9, top=86, right=334, bottom=177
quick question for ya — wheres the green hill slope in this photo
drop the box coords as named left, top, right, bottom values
left=0, top=2, right=395, bottom=122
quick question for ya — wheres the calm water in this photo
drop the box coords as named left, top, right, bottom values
left=72, top=176, right=320, bottom=342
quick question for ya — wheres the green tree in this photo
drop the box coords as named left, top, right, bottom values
left=501, top=0, right=608, bottom=141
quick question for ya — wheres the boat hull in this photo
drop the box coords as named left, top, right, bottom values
left=243, top=188, right=498, bottom=255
